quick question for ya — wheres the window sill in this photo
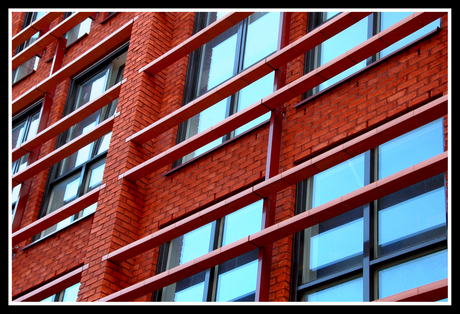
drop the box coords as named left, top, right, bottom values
left=20, top=211, right=95, bottom=251
left=12, top=70, right=36, bottom=87
left=164, top=118, right=270, bottom=176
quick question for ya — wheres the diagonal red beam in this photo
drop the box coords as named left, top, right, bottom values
left=99, top=151, right=447, bottom=302
left=127, top=12, right=372, bottom=145
left=120, top=12, right=445, bottom=182
left=12, top=12, right=95, bottom=70
left=12, top=184, right=105, bottom=246
left=12, top=113, right=116, bottom=188
left=139, top=12, right=254, bottom=76
left=105, top=95, right=447, bottom=264
left=12, top=79, right=125, bottom=162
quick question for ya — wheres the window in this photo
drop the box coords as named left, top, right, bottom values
left=34, top=44, right=127, bottom=241
left=11, top=101, right=41, bottom=220
left=294, top=118, right=447, bottom=301
left=64, top=12, right=92, bottom=47
left=12, top=11, right=45, bottom=84
left=175, top=12, right=281, bottom=165
left=304, top=12, right=440, bottom=97
left=40, top=283, right=81, bottom=302
left=154, top=200, right=263, bottom=302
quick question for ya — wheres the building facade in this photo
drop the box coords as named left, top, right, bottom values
left=10, top=10, right=449, bottom=303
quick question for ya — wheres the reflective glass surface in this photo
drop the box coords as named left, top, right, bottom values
left=303, top=276, right=364, bottom=302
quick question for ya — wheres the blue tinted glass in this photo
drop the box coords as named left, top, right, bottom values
left=304, top=276, right=364, bottom=302
left=312, top=154, right=365, bottom=208
left=378, top=249, right=447, bottom=298
left=319, top=16, right=369, bottom=91
left=61, top=283, right=80, bottom=302
left=380, top=12, right=440, bottom=58
left=216, top=258, right=258, bottom=301
left=222, top=200, right=263, bottom=246
left=378, top=119, right=444, bottom=179
left=174, top=281, right=206, bottom=302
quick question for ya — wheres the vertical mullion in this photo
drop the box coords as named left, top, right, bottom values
left=363, top=150, right=375, bottom=301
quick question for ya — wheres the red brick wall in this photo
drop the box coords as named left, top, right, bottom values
left=11, top=11, right=448, bottom=302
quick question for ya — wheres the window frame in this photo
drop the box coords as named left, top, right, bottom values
left=32, top=43, right=128, bottom=242
left=291, top=119, right=447, bottom=301
left=174, top=12, right=280, bottom=167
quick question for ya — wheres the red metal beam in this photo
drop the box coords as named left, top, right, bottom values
left=105, top=95, right=447, bottom=265
left=12, top=184, right=104, bottom=246
left=12, top=113, right=116, bottom=188
left=120, top=12, right=445, bottom=182
left=127, top=12, right=372, bottom=146
left=13, top=264, right=88, bottom=302
left=12, top=79, right=124, bottom=162
left=373, top=278, right=448, bottom=302
left=99, top=151, right=447, bottom=302
left=12, top=16, right=136, bottom=116
left=139, top=12, right=254, bottom=76
left=12, top=12, right=95, bottom=70
left=11, top=12, right=62, bottom=50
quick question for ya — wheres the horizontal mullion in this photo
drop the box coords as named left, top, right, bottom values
left=11, top=16, right=137, bottom=116
left=99, top=151, right=447, bottom=302
left=138, top=12, right=254, bottom=76
left=11, top=184, right=105, bottom=246
left=11, top=12, right=62, bottom=50
left=120, top=12, right=445, bottom=182
left=12, top=79, right=125, bottom=162
left=12, top=12, right=95, bottom=70
left=127, top=12, right=372, bottom=146
left=11, top=113, right=117, bottom=188
left=13, top=264, right=88, bottom=302
left=105, top=95, right=447, bottom=264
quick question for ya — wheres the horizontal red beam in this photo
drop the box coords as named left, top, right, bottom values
left=121, top=12, right=445, bottom=182
left=106, top=95, right=447, bottom=264
left=373, top=278, right=448, bottom=302
left=12, top=113, right=117, bottom=188
left=12, top=184, right=105, bottom=246
left=127, top=12, right=372, bottom=145
left=12, top=12, right=95, bottom=70
left=12, top=16, right=137, bottom=116
left=13, top=264, right=88, bottom=302
left=12, top=79, right=124, bottom=162
left=139, top=12, right=254, bottom=76
left=99, top=151, right=447, bottom=302
left=11, top=12, right=62, bottom=49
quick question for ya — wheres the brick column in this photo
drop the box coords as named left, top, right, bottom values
left=77, top=12, right=176, bottom=302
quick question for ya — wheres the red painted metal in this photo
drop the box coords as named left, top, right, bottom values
left=120, top=12, right=445, bottom=182
left=255, top=11, right=291, bottom=302
left=99, top=151, right=447, bottom=302
left=106, top=95, right=447, bottom=265
left=12, top=184, right=104, bottom=246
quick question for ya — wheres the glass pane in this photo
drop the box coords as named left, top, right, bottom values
left=318, top=16, right=369, bottom=91
left=74, top=69, right=108, bottom=110
left=243, top=12, right=280, bottom=69
left=377, top=174, right=446, bottom=256
left=61, top=283, right=80, bottom=302
left=12, top=121, right=26, bottom=149
left=46, top=173, right=81, bottom=214
left=216, top=251, right=258, bottom=301
left=312, top=154, right=365, bottom=208
left=378, top=249, right=447, bottom=299
left=302, top=207, right=363, bottom=283
left=162, top=271, right=208, bottom=302
left=195, top=25, right=239, bottom=97
left=235, top=72, right=274, bottom=136
left=26, top=111, right=40, bottom=142
left=222, top=200, right=263, bottom=246
left=378, top=118, right=444, bottom=179
left=303, top=276, right=363, bottom=302
left=86, top=159, right=106, bottom=191
left=380, top=12, right=440, bottom=58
